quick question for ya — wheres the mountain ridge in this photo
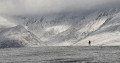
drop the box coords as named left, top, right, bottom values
left=0, top=8, right=120, bottom=47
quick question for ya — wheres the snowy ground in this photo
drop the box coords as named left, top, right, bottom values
left=0, top=46, right=120, bottom=63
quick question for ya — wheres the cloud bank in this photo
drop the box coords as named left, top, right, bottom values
left=0, top=0, right=120, bottom=15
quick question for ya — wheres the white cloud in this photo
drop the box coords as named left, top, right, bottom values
left=0, top=0, right=119, bottom=15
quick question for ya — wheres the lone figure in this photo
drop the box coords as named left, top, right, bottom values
left=89, top=40, right=91, bottom=46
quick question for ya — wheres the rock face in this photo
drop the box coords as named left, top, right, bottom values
left=1, top=8, right=120, bottom=47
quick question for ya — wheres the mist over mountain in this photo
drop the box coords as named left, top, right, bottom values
left=0, top=0, right=120, bottom=48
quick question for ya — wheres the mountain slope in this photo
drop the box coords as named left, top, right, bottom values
left=0, top=25, right=45, bottom=48
left=74, top=9, right=120, bottom=46
left=39, top=8, right=120, bottom=46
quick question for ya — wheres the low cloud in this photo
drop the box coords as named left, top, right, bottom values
left=0, top=0, right=120, bottom=15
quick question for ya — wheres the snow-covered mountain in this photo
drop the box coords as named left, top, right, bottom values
left=1, top=8, right=120, bottom=47
left=74, top=9, right=120, bottom=46
left=0, top=24, right=45, bottom=48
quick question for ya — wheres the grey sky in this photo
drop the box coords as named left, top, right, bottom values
left=0, top=0, right=120, bottom=15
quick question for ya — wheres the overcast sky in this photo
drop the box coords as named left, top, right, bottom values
left=0, top=0, right=120, bottom=15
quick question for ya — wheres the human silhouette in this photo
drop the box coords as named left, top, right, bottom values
left=89, top=40, right=91, bottom=46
